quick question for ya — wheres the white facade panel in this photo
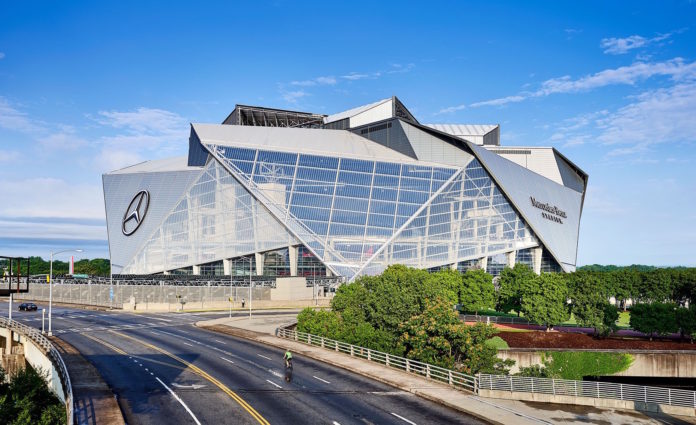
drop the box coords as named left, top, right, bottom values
left=103, top=168, right=202, bottom=273
left=349, top=99, right=393, bottom=128
left=470, top=143, right=583, bottom=270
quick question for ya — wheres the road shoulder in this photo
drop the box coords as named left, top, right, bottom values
left=50, top=336, right=126, bottom=425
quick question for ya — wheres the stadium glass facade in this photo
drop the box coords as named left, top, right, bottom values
left=103, top=97, right=587, bottom=282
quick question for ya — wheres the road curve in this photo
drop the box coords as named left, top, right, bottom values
left=1, top=302, right=486, bottom=425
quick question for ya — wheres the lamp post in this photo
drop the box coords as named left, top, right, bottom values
left=48, top=248, right=83, bottom=336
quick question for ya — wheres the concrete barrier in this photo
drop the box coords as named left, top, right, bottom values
left=498, top=349, right=696, bottom=377
left=0, top=318, right=72, bottom=424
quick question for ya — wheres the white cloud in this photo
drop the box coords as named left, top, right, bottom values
left=0, top=97, right=42, bottom=133
left=0, top=150, right=21, bottom=162
left=0, top=52, right=5, bottom=60
left=341, top=73, right=370, bottom=81
left=0, top=177, right=104, bottom=219
left=92, top=107, right=189, bottom=171
left=437, top=104, right=467, bottom=114
left=597, top=82, right=696, bottom=148
left=290, top=76, right=337, bottom=86
left=387, top=63, right=415, bottom=74
left=448, top=58, right=696, bottom=110
left=600, top=35, right=648, bottom=54
left=469, top=95, right=526, bottom=108
left=97, top=107, right=186, bottom=136
left=38, top=125, right=88, bottom=150
left=600, top=31, right=676, bottom=55
left=281, top=90, right=308, bottom=104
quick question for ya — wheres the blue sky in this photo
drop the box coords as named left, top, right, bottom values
left=1, top=1, right=695, bottom=266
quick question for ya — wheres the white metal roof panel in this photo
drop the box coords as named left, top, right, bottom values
left=191, top=123, right=420, bottom=163
left=324, top=98, right=391, bottom=124
left=107, top=156, right=195, bottom=175
left=424, top=124, right=498, bottom=137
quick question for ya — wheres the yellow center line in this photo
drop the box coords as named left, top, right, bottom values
left=109, top=330, right=270, bottom=425
left=82, top=333, right=187, bottom=371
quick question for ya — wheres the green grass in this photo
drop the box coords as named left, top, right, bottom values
left=617, top=311, right=631, bottom=328
left=542, top=351, right=633, bottom=380
left=485, top=336, right=509, bottom=349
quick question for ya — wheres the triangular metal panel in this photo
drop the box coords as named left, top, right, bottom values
left=121, top=158, right=298, bottom=274
left=467, top=142, right=583, bottom=270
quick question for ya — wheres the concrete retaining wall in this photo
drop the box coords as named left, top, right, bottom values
left=498, top=349, right=696, bottom=377
left=479, top=389, right=696, bottom=417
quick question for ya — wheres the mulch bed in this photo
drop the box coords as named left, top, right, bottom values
left=498, top=331, right=696, bottom=351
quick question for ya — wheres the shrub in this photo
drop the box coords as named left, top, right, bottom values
left=542, top=351, right=633, bottom=380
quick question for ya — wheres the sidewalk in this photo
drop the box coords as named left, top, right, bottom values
left=196, top=314, right=691, bottom=425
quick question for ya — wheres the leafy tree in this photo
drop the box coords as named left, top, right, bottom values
left=676, top=307, right=696, bottom=343
left=427, top=269, right=461, bottom=307
left=0, top=365, right=66, bottom=425
left=497, top=263, right=536, bottom=315
left=630, top=303, right=678, bottom=340
left=520, top=273, right=570, bottom=331
left=459, top=269, right=495, bottom=313
left=397, top=299, right=512, bottom=374
left=567, top=271, right=617, bottom=337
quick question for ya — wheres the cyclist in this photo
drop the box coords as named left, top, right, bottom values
left=283, top=349, right=293, bottom=368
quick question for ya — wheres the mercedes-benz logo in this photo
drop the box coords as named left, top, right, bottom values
left=122, top=190, right=150, bottom=236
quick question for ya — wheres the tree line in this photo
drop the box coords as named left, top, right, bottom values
left=0, top=257, right=111, bottom=277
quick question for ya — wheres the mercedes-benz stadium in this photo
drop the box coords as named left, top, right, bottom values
left=103, top=96, right=587, bottom=281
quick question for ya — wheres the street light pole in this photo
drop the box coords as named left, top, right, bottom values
left=48, top=248, right=83, bottom=336
left=249, top=257, right=252, bottom=319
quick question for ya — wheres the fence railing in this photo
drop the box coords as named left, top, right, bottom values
left=275, top=327, right=477, bottom=392
left=0, top=318, right=73, bottom=425
left=461, top=314, right=533, bottom=326
left=478, top=373, right=696, bottom=409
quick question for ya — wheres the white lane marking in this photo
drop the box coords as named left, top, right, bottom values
left=391, top=413, right=417, bottom=425
left=220, top=357, right=234, bottom=364
left=313, top=375, right=330, bottom=384
left=178, top=330, right=190, bottom=334
left=214, top=339, right=226, bottom=345
left=182, top=342, right=193, bottom=347
left=266, top=379, right=282, bottom=389
left=333, top=422, right=341, bottom=425
left=257, top=354, right=271, bottom=360
left=150, top=317, right=172, bottom=322
left=269, top=369, right=283, bottom=378
left=155, top=377, right=202, bottom=425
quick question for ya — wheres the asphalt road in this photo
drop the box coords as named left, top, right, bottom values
left=1, top=301, right=485, bottom=425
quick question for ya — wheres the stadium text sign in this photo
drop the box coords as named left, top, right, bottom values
left=530, top=197, right=566, bottom=224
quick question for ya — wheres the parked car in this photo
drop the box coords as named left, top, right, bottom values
left=18, top=303, right=38, bottom=311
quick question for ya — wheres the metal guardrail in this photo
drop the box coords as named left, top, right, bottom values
left=478, top=373, right=696, bottom=409
left=0, top=317, right=73, bottom=425
left=275, top=327, right=477, bottom=392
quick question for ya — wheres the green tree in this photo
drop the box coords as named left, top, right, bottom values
left=497, top=263, right=536, bottom=315
left=630, top=303, right=678, bottom=340
left=459, top=269, right=495, bottom=313
left=397, top=299, right=512, bottom=374
left=427, top=269, right=461, bottom=307
left=676, top=307, right=696, bottom=343
left=567, top=271, right=617, bottom=337
left=0, top=365, right=66, bottom=425
left=520, top=273, right=570, bottom=331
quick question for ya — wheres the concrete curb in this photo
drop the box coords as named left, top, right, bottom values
left=195, top=322, right=503, bottom=425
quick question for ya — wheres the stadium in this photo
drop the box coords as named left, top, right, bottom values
left=102, top=97, right=587, bottom=283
